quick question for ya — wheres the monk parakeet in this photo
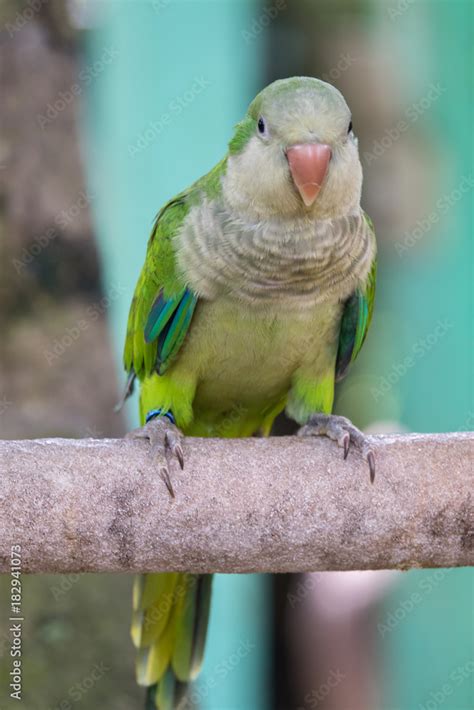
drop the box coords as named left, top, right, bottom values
left=123, top=76, right=376, bottom=709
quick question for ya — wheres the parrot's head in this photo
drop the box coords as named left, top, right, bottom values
left=225, top=76, right=362, bottom=220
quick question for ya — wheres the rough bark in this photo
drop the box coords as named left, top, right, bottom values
left=0, top=433, right=472, bottom=574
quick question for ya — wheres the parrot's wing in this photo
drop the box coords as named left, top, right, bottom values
left=123, top=194, right=198, bottom=378
left=335, top=213, right=377, bottom=381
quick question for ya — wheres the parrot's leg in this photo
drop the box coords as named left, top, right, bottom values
left=126, top=413, right=184, bottom=498
left=298, top=414, right=376, bottom=482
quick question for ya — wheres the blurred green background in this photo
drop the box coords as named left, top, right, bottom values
left=0, top=1, right=472, bottom=709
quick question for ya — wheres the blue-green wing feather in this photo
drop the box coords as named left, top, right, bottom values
left=145, top=292, right=183, bottom=344
left=144, top=288, right=198, bottom=374
left=123, top=195, right=192, bottom=379
left=157, top=290, right=198, bottom=372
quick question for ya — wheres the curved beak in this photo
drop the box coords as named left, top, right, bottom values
left=286, top=143, right=332, bottom=207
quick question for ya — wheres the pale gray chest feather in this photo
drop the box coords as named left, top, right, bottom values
left=176, top=200, right=374, bottom=307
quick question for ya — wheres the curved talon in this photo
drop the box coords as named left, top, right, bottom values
left=342, top=433, right=350, bottom=460
left=175, top=445, right=184, bottom=470
left=298, top=413, right=376, bottom=482
left=160, top=467, right=175, bottom=498
left=367, top=450, right=376, bottom=483
left=126, top=416, right=184, bottom=497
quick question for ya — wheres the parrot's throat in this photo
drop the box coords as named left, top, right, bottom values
left=177, top=200, right=374, bottom=307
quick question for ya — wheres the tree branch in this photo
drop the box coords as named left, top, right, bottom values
left=0, top=433, right=472, bottom=574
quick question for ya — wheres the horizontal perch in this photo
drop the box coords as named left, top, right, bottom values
left=0, top=433, right=472, bottom=574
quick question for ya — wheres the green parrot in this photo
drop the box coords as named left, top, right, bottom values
left=123, top=76, right=377, bottom=709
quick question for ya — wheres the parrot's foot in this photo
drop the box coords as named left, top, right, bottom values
left=298, top=413, right=376, bottom=483
left=126, top=415, right=184, bottom=498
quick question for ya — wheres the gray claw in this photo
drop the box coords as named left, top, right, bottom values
left=298, top=413, right=376, bottom=482
left=126, top=416, right=184, bottom=497
left=367, top=451, right=376, bottom=484
left=164, top=429, right=185, bottom=471
left=160, top=467, right=175, bottom=498
left=342, top=433, right=350, bottom=460
left=175, top=445, right=184, bottom=470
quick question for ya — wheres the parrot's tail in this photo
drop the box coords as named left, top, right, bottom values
left=132, top=572, right=213, bottom=710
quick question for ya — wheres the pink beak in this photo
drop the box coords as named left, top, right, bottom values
left=286, top=143, right=332, bottom=207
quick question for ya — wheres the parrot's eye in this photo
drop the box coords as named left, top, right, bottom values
left=257, top=117, right=267, bottom=135
left=347, top=120, right=353, bottom=134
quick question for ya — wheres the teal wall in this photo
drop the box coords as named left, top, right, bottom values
left=83, top=2, right=270, bottom=709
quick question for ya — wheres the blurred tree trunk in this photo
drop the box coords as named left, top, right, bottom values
left=0, top=2, right=123, bottom=439
left=0, top=0, right=99, bottom=320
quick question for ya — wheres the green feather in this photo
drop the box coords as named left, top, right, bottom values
left=158, top=291, right=198, bottom=372
left=171, top=574, right=213, bottom=682
left=335, top=216, right=377, bottom=381
left=228, top=116, right=256, bottom=154
left=145, top=293, right=183, bottom=344
left=132, top=573, right=179, bottom=649
left=123, top=160, right=227, bottom=380
left=132, top=572, right=212, bottom=709
left=123, top=197, right=189, bottom=379
left=188, top=575, right=213, bottom=679
left=156, top=669, right=175, bottom=710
